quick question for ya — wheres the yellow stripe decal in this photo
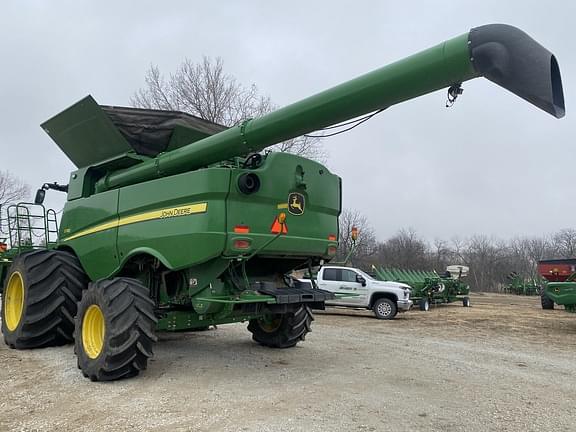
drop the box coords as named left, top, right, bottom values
left=63, top=202, right=207, bottom=242
left=277, top=203, right=288, bottom=209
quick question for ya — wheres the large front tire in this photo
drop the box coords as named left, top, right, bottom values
left=1, top=250, right=87, bottom=349
left=248, top=305, right=313, bottom=348
left=373, top=298, right=397, bottom=320
left=540, top=288, right=554, bottom=310
left=74, top=277, right=157, bottom=381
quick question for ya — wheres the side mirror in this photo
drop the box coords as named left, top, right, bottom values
left=34, top=189, right=46, bottom=205
left=356, top=274, right=366, bottom=287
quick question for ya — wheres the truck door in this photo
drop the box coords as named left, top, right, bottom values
left=338, top=268, right=368, bottom=306
left=319, top=268, right=363, bottom=307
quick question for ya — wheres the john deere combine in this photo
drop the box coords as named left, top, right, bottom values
left=0, top=24, right=564, bottom=381
left=372, top=265, right=470, bottom=310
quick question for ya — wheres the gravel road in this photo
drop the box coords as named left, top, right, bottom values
left=1, top=293, right=575, bottom=432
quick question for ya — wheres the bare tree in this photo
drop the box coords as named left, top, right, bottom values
left=337, top=209, right=377, bottom=266
left=377, top=228, right=429, bottom=270
left=0, top=171, right=29, bottom=208
left=132, top=57, right=326, bottom=162
left=552, top=228, right=576, bottom=258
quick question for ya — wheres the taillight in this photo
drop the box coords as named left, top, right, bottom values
left=328, top=234, right=337, bottom=241
left=234, top=239, right=252, bottom=250
left=327, top=246, right=337, bottom=256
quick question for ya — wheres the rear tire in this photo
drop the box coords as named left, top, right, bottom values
left=1, top=250, right=87, bottom=349
left=462, top=296, right=471, bottom=307
left=74, top=277, right=157, bottom=381
left=372, top=298, right=397, bottom=320
left=248, top=305, right=313, bottom=348
left=540, top=288, right=554, bottom=310
left=419, top=298, right=430, bottom=311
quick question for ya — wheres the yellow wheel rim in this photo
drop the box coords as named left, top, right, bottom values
left=82, top=305, right=105, bottom=359
left=4, top=272, right=24, bottom=331
left=259, top=316, right=282, bottom=333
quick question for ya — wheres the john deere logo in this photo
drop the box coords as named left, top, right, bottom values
left=288, top=193, right=305, bottom=215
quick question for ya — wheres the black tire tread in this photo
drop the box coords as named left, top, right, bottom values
left=75, top=277, right=157, bottom=381
left=2, top=250, right=87, bottom=349
left=540, top=288, right=554, bottom=310
left=248, top=305, right=313, bottom=349
left=372, top=298, right=397, bottom=320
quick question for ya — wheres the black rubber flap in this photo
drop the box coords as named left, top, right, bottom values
left=469, top=24, right=565, bottom=118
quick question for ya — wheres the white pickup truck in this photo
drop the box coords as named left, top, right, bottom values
left=301, top=265, right=413, bottom=319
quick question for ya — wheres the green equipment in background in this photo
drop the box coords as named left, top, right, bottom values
left=372, top=265, right=470, bottom=311
left=503, top=272, right=541, bottom=296
left=0, top=24, right=564, bottom=381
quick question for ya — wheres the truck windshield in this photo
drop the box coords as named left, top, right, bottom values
left=356, top=269, right=375, bottom=281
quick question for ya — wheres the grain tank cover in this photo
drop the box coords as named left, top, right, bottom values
left=41, top=95, right=227, bottom=168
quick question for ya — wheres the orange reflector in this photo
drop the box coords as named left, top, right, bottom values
left=328, top=234, right=337, bottom=241
left=351, top=226, right=359, bottom=241
left=234, top=239, right=251, bottom=249
left=271, top=217, right=288, bottom=234
left=278, top=212, right=287, bottom=224
left=234, top=225, right=250, bottom=234
left=327, top=246, right=337, bottom=255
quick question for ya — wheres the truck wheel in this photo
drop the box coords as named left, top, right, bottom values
left=462, top=297, right=471, bottom=307
left=540, top=289, right=554, bottom=310
left=74, top=277, right=157, bottom=381
left=419, top=298, right=430, bottom=311
left=248, top=304, right=313, bottom=348
left=1, top=250, right=87, bottom=349
left=373, top=298, right=397, bottom=320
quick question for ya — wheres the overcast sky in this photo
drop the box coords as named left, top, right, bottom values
left=1, top=1, right=573, bottom=242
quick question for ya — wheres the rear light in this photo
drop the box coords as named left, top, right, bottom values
left=0, top=243, right=6, bottom=252
left=234, top=225, right=250, bottom=234
left=233, top=239, right=252, bottom=250
left=328, top=234, right=337, bottom=241
left=327, top=246, right=337, bottom=256
left=351, top=227, right=358, bottom=241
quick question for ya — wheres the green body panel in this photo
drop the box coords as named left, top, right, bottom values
left=545, top=282, right=576, bottom=309
left=58, top=153, right=340, bottom=282
left=41, top=96, right=132, bottom=168
left=58, top=190, right=120, bottom=279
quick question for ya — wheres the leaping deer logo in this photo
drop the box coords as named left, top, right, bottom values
left=288, top=193, right=305, bottom=215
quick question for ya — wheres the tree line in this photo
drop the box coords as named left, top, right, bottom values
left=338, top=209, right=576, bottom=292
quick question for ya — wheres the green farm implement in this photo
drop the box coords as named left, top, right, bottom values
left=503, top=272, right=541, bottom=296
left=538, top=259, right=576, bottom=312
left=0, top=24, right=564, bottom=380
left=372, top=265, right=470, bottom=311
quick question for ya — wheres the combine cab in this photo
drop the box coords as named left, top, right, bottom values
left=537, top=259, right=576, bottom=311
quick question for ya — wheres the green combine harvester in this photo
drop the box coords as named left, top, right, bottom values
left=372, top=265, right=470, bottom=310
left=0, top=24, right=564, bottom=381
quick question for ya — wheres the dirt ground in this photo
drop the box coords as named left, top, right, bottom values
left=1, top=293, right=575, bottom=432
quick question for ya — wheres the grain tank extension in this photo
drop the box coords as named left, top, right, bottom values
left=0, top=24, right=564, bottom=381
